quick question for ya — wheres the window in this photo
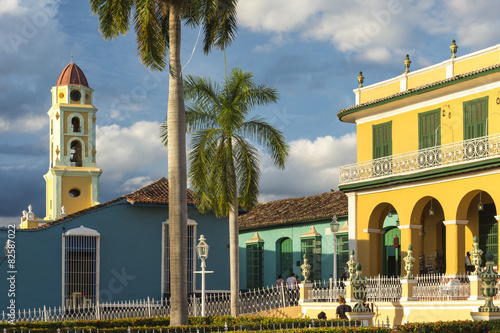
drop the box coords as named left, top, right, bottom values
left=71, top=117, right=81, bottom=132
left=419, top=109, right=441, bottom=149
left=162, top=220, right=196, bottom=296
left=246, top=239, right=264, bottom=289
left=464, top=96, right=488, bottom=140
left=336, top=233, right=349, bottom=279
left=373, top=121, right=392, bottom=159
left=63, top=226, right=100, bottom=308
left=70, top=140, right=83, bottom=167
left=301, top=236, right=321, bottom=281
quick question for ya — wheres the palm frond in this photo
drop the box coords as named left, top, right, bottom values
left=90, top=0, right=133, bottom=39
left=233, top=135, right=260, bottom=209
left=239, top=117, right=289, bottom=169
left=133, top=0, right=167, bottom=70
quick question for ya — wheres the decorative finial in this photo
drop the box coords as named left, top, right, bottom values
left=70, top=53, right=74, bottom=63
left=357, top=71, right=364, bottom=88
left=450, top=40, right=458, bottom=59
left=404, top=54, right=411, bottom=74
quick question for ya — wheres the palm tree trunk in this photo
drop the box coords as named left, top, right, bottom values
left=168, top=3, right=188, bottom=326
left=228, top=139, right=240, bottom=317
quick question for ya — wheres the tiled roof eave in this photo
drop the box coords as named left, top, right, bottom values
left=337, top=63, right=500, bottom=120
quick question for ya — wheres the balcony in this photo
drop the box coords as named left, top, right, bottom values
left=339, top=133, right=500, bottom=186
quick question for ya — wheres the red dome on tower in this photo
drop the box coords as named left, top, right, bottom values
left=56, top=63, right=89, bottom=87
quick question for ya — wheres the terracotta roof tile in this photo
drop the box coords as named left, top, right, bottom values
left=30, top=178, right=194, bottom=229
left=239, top=191, right=347, bottom=230
left=124, top=177, right=195, bottom=205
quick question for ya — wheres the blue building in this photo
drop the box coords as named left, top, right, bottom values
left=238, top=191, right=348, bottom=289
left=0, top=179, right=230, bottom=310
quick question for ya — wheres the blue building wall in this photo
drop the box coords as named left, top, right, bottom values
left=239, top=217, right=348, bottom=289
left=0, top=200, right=230, bottom=310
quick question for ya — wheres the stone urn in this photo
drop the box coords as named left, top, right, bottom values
left=471, top=236, right=483, bottom=275
left=300, top=254, right=311, bottom=284
left=479, top=250, right=500, bottom=312
left=403, top=244, right=416, bottom=279
left=351, top=263, right=370, bottom=312
left=346, top=250, right=357, bottom=282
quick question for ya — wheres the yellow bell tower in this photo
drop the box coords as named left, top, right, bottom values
left=44, top=62, right=102, bottom=220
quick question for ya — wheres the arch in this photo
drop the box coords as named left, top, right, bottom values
left=67, top=113, right=85, bottom=134
left=457, top=190, right=497, bottom=265
left=276, top=237, right=293, bottom=280
left=410, top=196, right=446, bottom=274
left=70, top=140, right=83, bottom=167
left=368, top=202, right=398, bottom=230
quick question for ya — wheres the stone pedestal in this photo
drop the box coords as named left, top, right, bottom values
left=346, top=312, right=375, bottom=326
left=471, top=312, right=500, bottom=321
left=400, top=278, right=418, bottom=301
left=468, top=275, right=484, bottom=301
left=299, top=283, right=313, bottom=302
left=344, top=281, right=355, bottom=302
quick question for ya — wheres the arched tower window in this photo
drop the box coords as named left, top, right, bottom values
left=71, top=117, right=81, bottom=132
left=70, top=140, right=83, bottom=167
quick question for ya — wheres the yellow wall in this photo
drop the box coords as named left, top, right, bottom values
left=407, top=67, right=446, bottom=90
left=356, top=87, right=500, bottom=163
left=57, top=88, right=67, bottom=104
left=455, top=51, right=499, bottom=76
left=355, top=172, right=500, bottom=276
left=61, top=175, right=93, bottom=215
left=359, top=81, right=400, bottom=105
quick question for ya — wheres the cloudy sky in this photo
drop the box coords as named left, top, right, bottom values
left=1, top=0, right=499, bottom=225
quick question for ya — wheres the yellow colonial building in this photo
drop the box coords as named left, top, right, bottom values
left=338, top=42, right=500, bottom=277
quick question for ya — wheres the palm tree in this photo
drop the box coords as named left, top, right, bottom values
left=162, top=68, right=289, bottom=316
left=89, top=0, right=237, bottom=325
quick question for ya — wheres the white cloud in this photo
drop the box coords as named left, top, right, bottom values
left=258, top=132, right=357, bottom=202
left=0, top=114, right=46, bottom=134
left=237, top=0, right=500, bottom=63
left=118, top=176, right=155, bottom=193
left=0, top=0, right=28, bottom=17
left=96, top=121, right=167, bottom=184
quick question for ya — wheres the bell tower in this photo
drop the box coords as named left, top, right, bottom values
left=44, top=62, right=102, bottom=220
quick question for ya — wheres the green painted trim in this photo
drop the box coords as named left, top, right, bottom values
left=338, top=65, right=500, bottom=121
left=418, top=108, right=441, bottom=149
left=373, top=121, right=392, bottom=159
left=463, top=95, right=488, bottom=140
left=339, top=157, right=500, bottom=192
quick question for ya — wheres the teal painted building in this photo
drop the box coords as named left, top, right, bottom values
left=0, top=178, right=230, bottom=310
left=238, top=191, right=348, bottom=289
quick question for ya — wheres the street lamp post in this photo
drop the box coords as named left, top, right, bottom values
left=195, top=235, right=213, bottom=316
left=330, top=215, right=340, bottom=283
left=0, top=239, right=11, bottom=267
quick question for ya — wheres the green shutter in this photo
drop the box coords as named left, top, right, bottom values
left=373, top=121, right=392, bottom=159
left=464, top=96, right=488, bottom=140
left=246, top=242, right=264, bottom=289
left=280, top=238, right=293, bottom=279
left=419, top=109, right=441, bottom=149
left=301, top=237, right=321, bottom=281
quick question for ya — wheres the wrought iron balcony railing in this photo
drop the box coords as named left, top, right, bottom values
left=339, top=134, right=500, bottom=186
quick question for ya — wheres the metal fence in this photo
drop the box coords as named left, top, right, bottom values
left=412, top=273, right=471, bottom=301
left=309, top=279, right=346, bottom=302
left=1, top=285, right=298, bottom=322
left=366, top=275, right=402, bottom=302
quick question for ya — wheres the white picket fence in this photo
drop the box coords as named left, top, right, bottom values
left=1, top=285, right=297, bottom=322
